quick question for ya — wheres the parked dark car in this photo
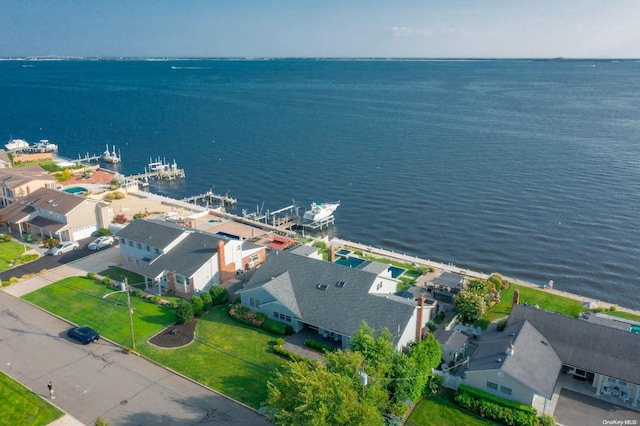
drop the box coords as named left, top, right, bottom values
left=67, top=326, right=100, bottom=344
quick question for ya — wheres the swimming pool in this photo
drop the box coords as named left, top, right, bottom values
left=388, top=266, right=406, bottom=279
left=336, top=248, right=351, bottom=257
left=335, top=257, right=366, bottom=268
left=63, top=186, right=88, bottom=195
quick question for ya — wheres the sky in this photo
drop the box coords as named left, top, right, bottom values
left=2, top=0, right=639, bottom=58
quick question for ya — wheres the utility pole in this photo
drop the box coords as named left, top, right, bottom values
left=124, top=277, right=135, bottom=350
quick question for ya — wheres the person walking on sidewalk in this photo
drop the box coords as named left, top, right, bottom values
left=47, top=381, right=54, bottom=399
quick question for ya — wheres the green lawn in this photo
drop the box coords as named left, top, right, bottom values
left=604, top=309, right=640, bottom=322
left=22, top=276, right=176, bottom=345
left=98, top=267, right=146, bottom=288
left=0, top=241, right=33, bottom=272
left=477, top=284, right=585, bottom=329
left=22, top=277, right=287, bottom=409
left=407, top=389, right=497, bottom=426
left=140, top=306, right=286, bottom=408
left=0, top=371, right=63, bottom=426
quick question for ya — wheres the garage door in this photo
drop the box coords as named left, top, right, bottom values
left=73, top=226, right=97, bottom=241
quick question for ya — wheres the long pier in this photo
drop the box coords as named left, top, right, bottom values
left=182, top=191, right=237, bottom=207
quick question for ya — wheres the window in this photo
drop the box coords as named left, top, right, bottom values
left=250, top=298, right=261, bottom=308
left=273, top=311, right=292, bottom=322
left=486, top=381, right=498, bottom=391
left=128, top=240, right=133, bottom=247
left=250, top=253, right=260, bottom=262
left=500, top=385, right=512, bottom=396
left=376, top=281, right=382, bottom=290
left=146, top=245, right=151, bottom=252
left=137, top=242, right=142, bottom=250
left=176, top=275, right=185, bottom=284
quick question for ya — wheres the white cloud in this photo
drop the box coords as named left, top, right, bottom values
left=391, top=26, right=433, bottom=38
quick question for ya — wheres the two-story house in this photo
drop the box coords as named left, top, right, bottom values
left=115, top=219, right=265, bottom=298
left=0, top=165, right=56, bottom=207
left=0, top=187, right=109, bottom=241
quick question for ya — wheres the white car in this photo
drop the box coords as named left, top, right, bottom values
left=88, top=236, right=114, bottom=250
left=48, top=241, right=80, bottom=256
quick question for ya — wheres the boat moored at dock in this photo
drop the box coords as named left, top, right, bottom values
left=303, top=201, right=340, bottom=222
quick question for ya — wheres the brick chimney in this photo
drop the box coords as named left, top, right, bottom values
left=329, top=246, right=336, bottom=263
left=512, top=290, right=520, bottom=305
left=416, top=296, right=425, bottom=341
left=217, top=240, right=236, bottom=284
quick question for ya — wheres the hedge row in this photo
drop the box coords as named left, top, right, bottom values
left=454, top=387, right=538, bottom=426
left=457, top=384, right=535, bottom=413
left=304, top=339, right=335, bottom=353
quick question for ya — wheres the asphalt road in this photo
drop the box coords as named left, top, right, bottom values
left=0, top=281, right=268, bottom=425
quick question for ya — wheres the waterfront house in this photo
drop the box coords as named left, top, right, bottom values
left=0, top=165, right=56, bottom=207
left=115, top=219, right=265, bottom=298
left=0, top=187, right=108, bottom=241
left=237, top=250, right=436, bottom=351
left=464, top=303, right=640, bottom=414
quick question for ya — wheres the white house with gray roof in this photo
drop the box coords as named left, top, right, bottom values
left=465, top=304, right=640, bottom=415
left=116, top=219, right=264, bottom=298
left=237, top=250, right=435, bottom=351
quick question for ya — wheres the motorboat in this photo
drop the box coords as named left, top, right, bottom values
left=5, top=138, right=30, bottom=151
left=31, top=139, right=58, bottom=152
left=303, top=201, right=340, bottom=222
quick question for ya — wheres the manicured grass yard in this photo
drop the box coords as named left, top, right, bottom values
left=98, top=267, right=145, bottom=288
left=477, top=284, right=585, bottom=329
left=0, top=241, right=34, bottom=272
left=22, top=276, right=176, bottom=345
left=407, top=389, right=497, bottom=426
left=22, top=277, right=287, bottom=409
left=140, top=306, right=286, bottom=409
left=0, top=371, right=63, bottom=426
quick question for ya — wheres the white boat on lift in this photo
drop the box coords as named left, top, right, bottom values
left=5, top=139, right=30, bottom=151
left=31, top=139, right=58, bottom=152
left=303, top=201, right=340, bottom=222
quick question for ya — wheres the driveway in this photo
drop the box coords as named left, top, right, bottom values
left=0, top=237, right=116, bottom=283
left=554, top=389, right=640, bottom=426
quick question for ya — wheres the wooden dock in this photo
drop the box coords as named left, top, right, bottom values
left=182, top=191, right=237, bottom=207
left=127, top=158, right=185, bottom=183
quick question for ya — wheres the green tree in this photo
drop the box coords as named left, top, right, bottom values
left=209, top=285, right=228, bottom=305
left=191, top=295, right=204, bottom=316
left=200, top=291, right=213, bottom=311
left=176, top=300, right=194, bottom=324
left=267, top=359, right=384, bottom=426
left=349, top=322, right=395, bottom=372
left=454, top=290, right=487, bottom=323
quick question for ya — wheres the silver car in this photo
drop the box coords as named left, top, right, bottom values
left=88, top=236, right=114, bottom=250
left=48, top=241, right=80, bottom=255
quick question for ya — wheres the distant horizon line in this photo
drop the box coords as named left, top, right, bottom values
left=1, top=56, right=638, bottom=62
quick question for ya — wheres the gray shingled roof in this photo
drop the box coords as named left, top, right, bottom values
left=146, top=231, right=225, bottom=279
left=434, top=272, right=464, bottom=287
left=467, top=320, right=562, bottom=399
left=118, top=219, right=230, bottom=279
left=507, top=304, right=640, bottom=384
left=0, top=187, right=93, bottom=223
left=240, top=251, right=417, bottom=342
left=289, top=244, right=319, bottom=257
left=0, top=165, right=55, bottom=189
left=116, top=219, right=188, bottom=250
left=438, top=329, right=469, bottom=349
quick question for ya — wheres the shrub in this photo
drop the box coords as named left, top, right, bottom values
left=176, top=300, right=194, bottom=324
left=38, top=269, right=47, bottom=275
left=130, top=289, right=142, bottom=297
left=86, top=272, right=96, bottom=280
left=272, top=343, right=307, bottom=363
left=95, top=228, right=111, bottom=236
left=496, top=318, right=508, bottom=332
left=43, top=237, right=60, bottom=248
left=275, top=337, right=285, bottom=346
left=112, top=213, right=128, bottom=224
left=304, top=339, right=335, bottom=353
left=454, top=387, right=538, bottom=426
left=538, top=414, right=556, bottom=426
left=191, top=296, right=204, bottom=316
left=427, top=321, right=437, bottom=331
left=164, top=301, right=177, bottom=309
left=102, top=277, right=111, bottom=286
left=9, top=277, right=19, bottom=284
left=609, top=305, right=617, bottom=312
left=263, top=318, right=288, bottom=335
left=210, top=286, right=229, bottom=305
left=434, top=311, right=445, bottom=324
left=232, top=295, right=241, bottom=305
left=200, top=291, right=213, bottom=310
left=228, top=304, right=265, bottom=327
